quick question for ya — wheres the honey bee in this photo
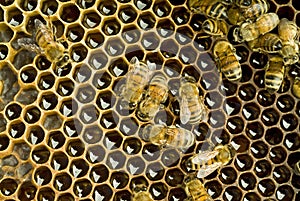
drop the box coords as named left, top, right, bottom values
left=17, top=19, right=69, bottom=68
left=132, top=184, right=154, bottom=201
left=179, top=76, right=208, bottom=125
left=142, top=124, right=195, bottom=149
left=247, top=33, right=282, bottom=53
left=184, top=175, right=214, bottom=201
left=264, top=56, right=285, bottom=93
left=294, top=160, right=300, bottom=176
left=221, top=0, right=233, bottom=6
left=202, top=19, right=228, bottom=37
left=278, top=18, right=300, bottom=65
left=187, top=0, right=228, bottom=19
left=233, top=13, right=279, bottom=42
left=120, top=57, right=155, bottom=110
left=228, top=0, right=269, bottom=25
left=185, top=144, right=236, bottom=178
left=213, top=40, right=242, bottom=82
left=292, top=77, right=300, bottom=99
left=137, top=73, right=168, bottom=121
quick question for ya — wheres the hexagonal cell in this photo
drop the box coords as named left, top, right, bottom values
left=37, top=187, right=55, bottom=201
left=223, top=97, right=241, bottom=116
left=277, top=6, right=295, bottom=20
left=122, top=25, right=141, bottom=43
left=284, top=132, right=300, bottom=151
left=26, top=125, right=44, bottom=146
left=270, top=146, right=287, bottom=164
left=114, top=190, right=131, bottom=201
left=160, top=39, right=179, bottom=58
left=239, top=172, right=257, bottom=191
left=6, top=8, right=23, bottom=26
left=219, top=167, right=237, bottom=184
left=142, top=143, right=160, bottom=161
left=88, top=50, right=108, bottom=70
left=280, top=114, right=298, bottom=131
left=231, top=134, right=250, bottom=153
left=33, top=166, right=52, bottom=186
left=273, top=165, right=291, bottom=184
left=226, top=116, right=244, bottom=135
left=165, top=168, right=183, bottom=186
left=0, top=0, right=14, bottom=6
left=23, top=106, right=41, bottom=124
left=54, top=172, right=72, bottom=191
left=63, top=118, right=83, bottom=137
left=96, top=90, right=116, bottom=111
left=82, top=124, right=103, bottom=144
left=18, top=181, right=37, bottom=200
left=171, top=7, right=190, bottom=25
left=13, top=49, right=36, bottom=70
left=79, top=105, right=100, bottom=124
left=19, top=65, right=37, bottom=84
left=67, top=24, right=85, bottom=42
left=47, top=131, right=65, bottom=149
left=257, top=179, right=276, bottom=197
left=75, top=84, right=95, bottom=103
left=208, top=110, right=226, bottom=128
left=200, top=72, right=220, bottom=90
left=100, top=111, right=119, bottom=129
left=250, top=52, right=268, bottom=69
left=86, top=145, right=106, bottom=164
left=69, top=158, right=89, bottom=178
left=82, top=11, right=101, bottom=29
left=149, top=182, right=168, bottom=200
left=205, top=91, right=223, bottom=109
left=257, top=90, right=276, bottom=107
left=141, top=32, right=160, bottom=51
left=161, top=149, right=180, bottom=168
left=8, top=120, right=25, bottom=138
left=0, top=44, right=8, bottom=60
left=153, top=0, right=171, bottom=17
left=106, top=150, right=126, bottom=170
left=156, top=19, right=175, bottom=38
left=245, top=121, right=264, bottom=140
left=163, top=59, right=181, bottom=77
left=97, top=0, right=117, bottom=15
left=123, top=137, right=142, bottom=155
left=90, top=164, right=109, bottom=183
left=93, top=184, right=113, bottom=201
left=86, top=30, right=104, bottom=49
left=126, top=156, right=145, bottom=175
left=238, top=84, right=256, bottom=101
left=265, top=127, right=283, bottom=145
left=103, top=130, right=123, bottom=150
left=56, top=78, right=74, bottom=96
left=42, top=112, right=63, bottom=130
left=73, top=179, right=92, bottom=198
left=102, top=18, right=121, bottom=36
left=5, top=103, right=21, bottom=120
left=118, top=5, right=137, bottom=23
left=59, top=3, right=80, bottom=23
left=32, top=145, right=50, bottom=164
left=0, top=23, right=14, bottom=42
left=70, top=44, right=88, bottom=62
left=250, top=141, right=269, bottom=159
left=39, top=93, right=58, bottom=110
left=110, top=171, right=129, bottom=189
left=137, top=12, right=156, bottom=30
left=109, top=58, right=129, bottom=77
left=50, top=151, right=69, bottom=171
left=41, top=0, right=58, bottom=15
left=189, top=14, right=206, bottom=31
left=261, top=108, right=280, bottom=127
left=119, top=117, right=139, bottom=136
left=105, top=38, right=125, bottom=56
left=210, top=128, right=229, bottom=145
left=66, top=139, right=85, bottom=157
left=234, top=154, right=254, bottom=171
left=242, top=102, right=260, bottom=121
left=169, top=187, right=187, bottom=201
left=0, top=178, right=18, bottom=196
left=37, top=72, right=55, bottom=90
left=223, top=186, right=242, bottom=201
left=92, top=71, right=112, bottom=90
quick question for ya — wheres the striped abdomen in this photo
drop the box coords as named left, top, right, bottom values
left=242, top=0, right=269, bottom=19
left=265, top=56, right=285, bottom=93
left=220, top=54, right=242, bottom=82
left=202, top=19, right=228, bottom=36
left=249, top=33, right=282, bottom=53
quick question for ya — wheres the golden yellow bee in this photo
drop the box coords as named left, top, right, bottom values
left=185, top=144, right=236, bottom=178
left=294, top=160, right=300, bottom=176
left=264, top=56, right=285, bottom=93
left=179, top=76, right=208, bottom=125
left=184, top=176, right=214, bottom=201
left=233, top=13, right=279, bottom=42
left=278, top=18, right=299, bottom=65
left=187, top=0, right=228, bottom=19
left=292, top=77, right=300, bottom=99
left=17, top=19, right=69, bottom=68
left=248, top=33, right=282, bottom=53
left=120, top=57, right=155, bottom=110
left=228, top=0, right=269, bottom=25
left=202, top=19, right=228, bottom=37
left=137, top=73, right=168, bottom=121
left=142, top=124, right=195, bottom=149
left=132, top=184, right=154, bottom=201
left=213, top=40, right=242, bottom=82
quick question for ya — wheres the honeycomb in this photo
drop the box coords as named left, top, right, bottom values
left=0, top=0, right=300, bottom=200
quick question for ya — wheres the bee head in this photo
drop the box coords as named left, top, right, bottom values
left=232, top=27, right=243, bottom=43
left=283, top=55, right=299, bottom=65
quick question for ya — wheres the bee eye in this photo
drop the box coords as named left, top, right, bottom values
left=293, top=56, right=298, bottom=61
left=284, top=58, right=288, bottom=62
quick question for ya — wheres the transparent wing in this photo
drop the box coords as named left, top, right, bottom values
left=34, top=18, right=54, bottom=42
left=17, top=38, right=43, bottom=54
left=180, top=96, right=191, bottom=124
left=197, top=162, right=222, bottom=178
left=191, top=150, right=219, bottom=164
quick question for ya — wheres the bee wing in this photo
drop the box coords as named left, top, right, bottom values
left=17, top=38, right=43, bottom=54
left=197, top=162, right=222, bottom=178
left=34, top=19, right=54, bottom=42
left=191, top=150, right=219, bottom=164
left=179, top=96, right=191, bottom=124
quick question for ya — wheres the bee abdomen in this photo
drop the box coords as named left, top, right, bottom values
left=202, top=19, right=228, bottom=36
left=221, top=55, right=242, bottom=81
left=249, top=33, right=282, bottom=53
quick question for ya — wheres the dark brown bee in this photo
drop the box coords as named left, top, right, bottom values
left=248, top=33, right=282, bottom=53
left=202, top=19, right=228, bottom=37
left=188, top=0, right=228, bottom=19
left=213, top=40, right=242, bottom=82
left=233, top=13, right=279, bottom=42
left=228, top=0, right=269, bottom=25
left=264, top=56, right=285, bottom=93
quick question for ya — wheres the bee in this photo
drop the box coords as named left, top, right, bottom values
left=137, top=73, right=168, bottom=121
left=264, top=56, right=285, bottom=93
left=292, top=77, right=300, bottom=99
left=294, top=160, right=300, bottom=176
left=202, top=19, right=228, bottom=37
left=228, top=0, right=269, bottom=25
left=187, top=0, right=228, bottom=19
left=235, top=0, right=252, bottom=7
left=119, top=57, right=155, bottom=110
left=179, top=76, right=208, bottom=125
left=247, top=33, right=282, bottom=53
left=185, top=144, right=236, bottom=178
left=184, top=175, right=214, bottom=201
left=213, top=40, right=242, bottom=82
left=221, top=0, right=233, bottom=6
left=17, top=19, right=69, bottom=68
left=132, top=184, right=154, bottom=201
left=278, top=18, right=299, bottom=65
left=142, top=124, right=195, bottom=149
left=233, top=13, right=279, bottom=42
